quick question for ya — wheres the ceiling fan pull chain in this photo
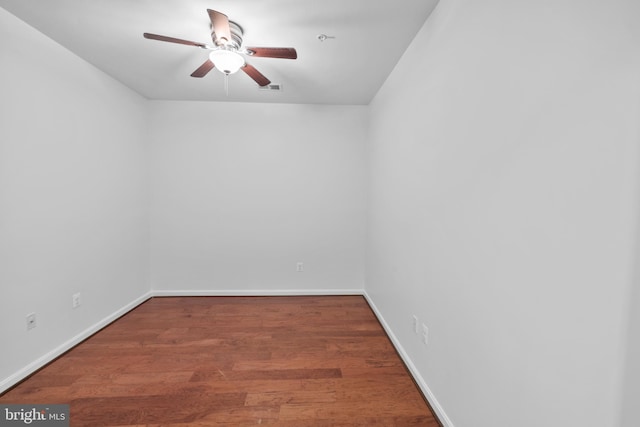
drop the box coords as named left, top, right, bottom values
left=224, top=73, right=229, bottom=96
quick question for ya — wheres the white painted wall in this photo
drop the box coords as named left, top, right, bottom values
left=366, top=1, right=640, bottom=426
left=0, top=8, right=149, bottom=389
left=148, top=101, right=366, bottom=293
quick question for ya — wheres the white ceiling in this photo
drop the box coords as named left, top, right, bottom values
left=0, top=0, right=438, bottom=105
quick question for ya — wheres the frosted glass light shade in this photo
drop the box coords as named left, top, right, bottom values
left=209, top=50, right=245, bottom=75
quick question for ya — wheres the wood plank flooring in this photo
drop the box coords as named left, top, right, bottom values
left=0, top=296, right=440, bottom=426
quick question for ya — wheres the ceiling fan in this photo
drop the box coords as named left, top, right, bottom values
left=143, top=9, right=297, bottom=87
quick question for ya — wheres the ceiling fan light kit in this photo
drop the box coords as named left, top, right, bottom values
left=209, top=50, right=245, bottom=75
left=143, top=9, right=297, bottom=88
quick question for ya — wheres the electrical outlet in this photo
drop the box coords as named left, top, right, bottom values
left=26, top=313, right=36, bottom=330
left=296, top=262, right=304, bottom=272
left=72, top=292, right=81, bottom=308
left=421, top=323, right=429, bottom=345
left=412, top=315, right=419, bottom=334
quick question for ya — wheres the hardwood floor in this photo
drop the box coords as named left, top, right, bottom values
left=0, top=296, right=440, bottom=426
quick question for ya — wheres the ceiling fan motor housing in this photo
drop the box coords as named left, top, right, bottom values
left=212, top=21, right=244, bottom=50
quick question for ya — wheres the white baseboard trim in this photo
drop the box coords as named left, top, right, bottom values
left=363, top=291, right=454, bottom=427
left=152, top=288, right=365, bottom=297
left=0, top=291, right=153, bottom=394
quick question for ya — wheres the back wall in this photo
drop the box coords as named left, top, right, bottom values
left=148, top=101, right=367, bottom=294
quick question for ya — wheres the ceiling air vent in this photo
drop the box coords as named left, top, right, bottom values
left=259, top=83, right=282, bottom=91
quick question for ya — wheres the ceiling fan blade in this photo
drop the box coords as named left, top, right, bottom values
left=143, top=33, right=209, bottom=49
left=190, top=59, right=215, bottom=78
left=208, top=9, right=231, bottom=46
left=245, top=47, right=298, bottom=59
left=242, top=64, right=271, bottom=87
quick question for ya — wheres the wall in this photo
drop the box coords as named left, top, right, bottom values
left=0, top=8, right=150, bottom=389
left=148, top=101, right=367, bottom=293
left=366, top=0, right=640, bottom=426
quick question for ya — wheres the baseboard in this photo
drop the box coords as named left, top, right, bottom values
left=151, top=288, right=365, bottom=297
left=0, top=291, right=153, bottom=394
left=363, top=291, right=454, bottom=427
